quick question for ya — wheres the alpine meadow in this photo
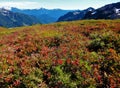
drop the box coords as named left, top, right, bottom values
left=0, top=1, right=120, bottom=88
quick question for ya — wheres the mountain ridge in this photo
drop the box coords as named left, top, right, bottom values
left=57, top=7, right=95, bottom=22
left=11, top=7, right=73, bottom=24
left=57, top=2, right=120, bottom=22
left=0, top=8, right=40, bottom=28
left=84, top=2, right=120, bottom=19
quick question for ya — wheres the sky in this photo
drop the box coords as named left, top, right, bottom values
left=0, top=0, right=119, bottom=10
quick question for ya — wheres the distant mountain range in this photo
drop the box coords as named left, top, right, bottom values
left=58, top=2, right=120, bottom=22
left=84, top=2, right=120, bottom=19
left=0, top=8, right=40, bottom=28
left=0, top=2, right=119, bottom=28
left=57, top=7, right=95, bottom=22
left=11, top=8, right=73, bottom=24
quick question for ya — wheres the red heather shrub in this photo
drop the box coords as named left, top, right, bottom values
left=8, top=66, right=15, bottom=73
left=66, top=58, right=71, bottom=64
left=22, top=68, right=30, bottom=75
left=57, top=59, right=63, bottom=65
left=71, top=59, right=79, bottom=66
left=13, top=80, right=21, bottom=87
left=4, top=76, right=12, bottom=83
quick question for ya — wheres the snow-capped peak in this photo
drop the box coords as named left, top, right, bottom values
left=0, top=6, right=11, bottom=10
left=114, top=8, right=120, bottom=15
left=0, top=8, right=10, bottom=16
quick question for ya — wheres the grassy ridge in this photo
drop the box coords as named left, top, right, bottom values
left=0, top=20, right=120, bottom=88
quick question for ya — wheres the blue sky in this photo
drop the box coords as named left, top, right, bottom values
left=0, top=0, right=119, bottom=10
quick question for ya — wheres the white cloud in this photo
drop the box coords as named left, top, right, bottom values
left=0, top=1, right=42, bottom=9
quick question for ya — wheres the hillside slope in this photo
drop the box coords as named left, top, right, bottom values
left=0, top=8, right=40, bottom=28
left=84, top=2, right=120, bottom=19
left=58, top=2, right=120, bottom=22
left=57, top=7, right=94, bottom=22
left=0, top=20, right=120, bottom=88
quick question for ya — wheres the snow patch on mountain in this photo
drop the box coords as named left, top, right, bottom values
left=114, top=8, right=120, bottom=15
left=0, top=8, right=10, bottom=16
left=73, top=12, right=80, bottom=15
left=91, top=11, right=96, bottom=15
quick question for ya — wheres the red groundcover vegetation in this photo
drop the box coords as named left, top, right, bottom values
left=0, top=20, right=120, bottom=88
